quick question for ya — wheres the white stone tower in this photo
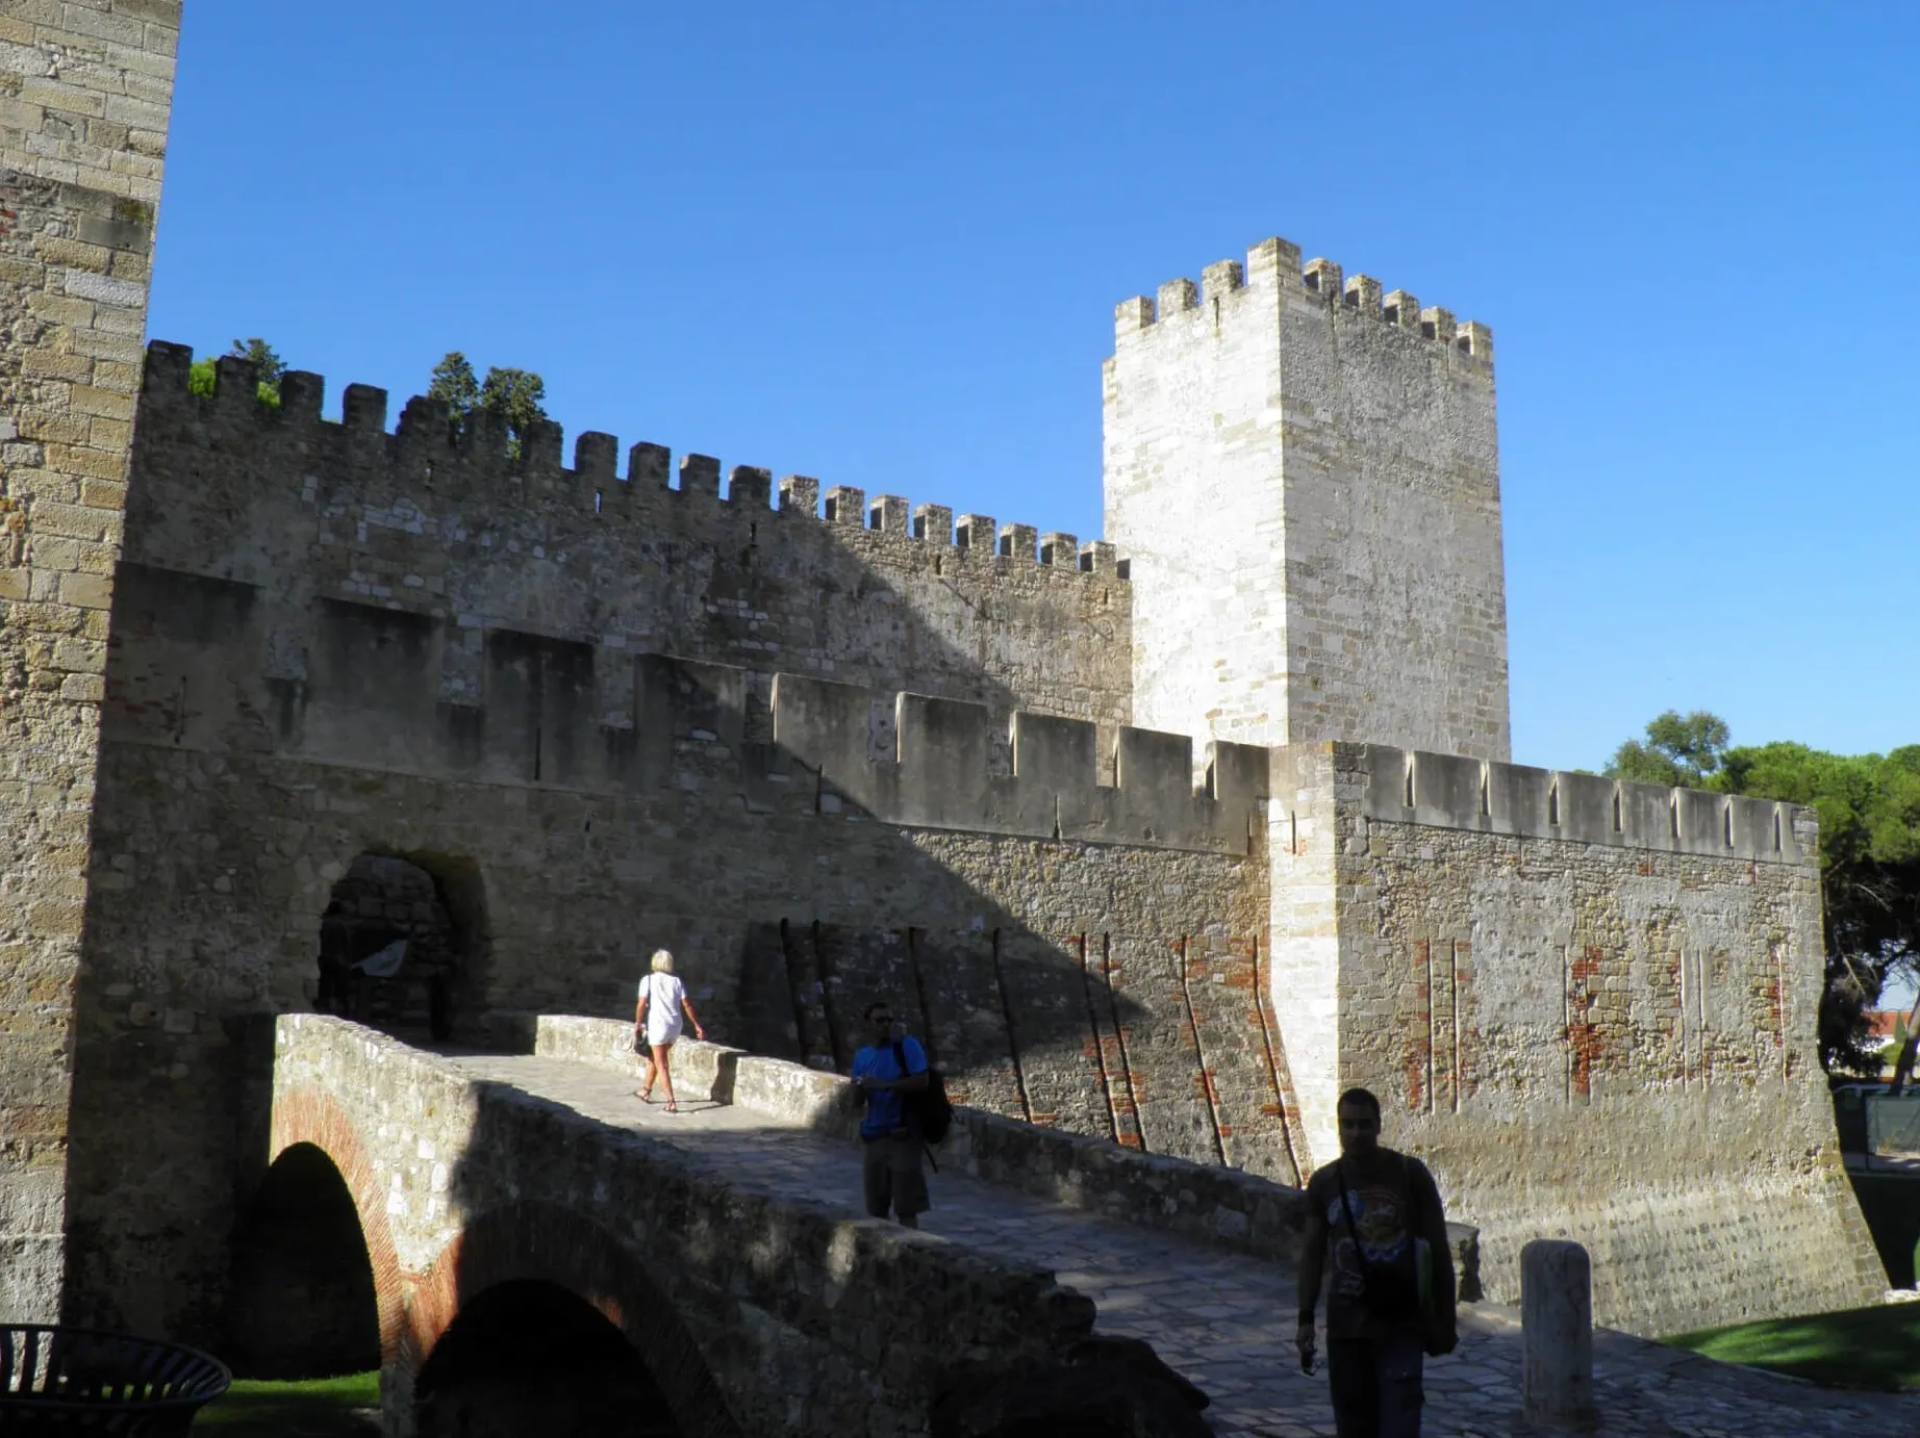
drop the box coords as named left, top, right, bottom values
left=1102, top=237, right=1510, bottom=761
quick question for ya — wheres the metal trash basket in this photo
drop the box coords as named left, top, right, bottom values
left=0, top=1326, right=231, bottom=1434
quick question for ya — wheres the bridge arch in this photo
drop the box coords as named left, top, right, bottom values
left=228, top=1140, right=380, bottom=1378
left=265, top=1085, right=409, bottom=1365
left=407, top=1200, right=744, bottom=1438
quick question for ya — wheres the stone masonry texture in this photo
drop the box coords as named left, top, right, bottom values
left=0, top=23, right=1881, bottom=1389
left=271, top=1015, right=1098, bottom=1438
left=1268, top=741, right=1883, bottom=1332
left=55, top=345, right=1271, bottom=1339
left=280, top=1013, right=1920, bottom=1438
left=0, top=0, right=180, bottom=1325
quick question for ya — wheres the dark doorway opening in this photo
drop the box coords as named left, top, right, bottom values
left=415, top=1280, right=682, bottom=1437
left=319, top=851, right=481, bottom=1041
left=225, top=1143, right=380, bottom=1379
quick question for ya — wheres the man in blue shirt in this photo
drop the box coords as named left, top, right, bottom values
left=850, top=1000, right=931, bottom=1228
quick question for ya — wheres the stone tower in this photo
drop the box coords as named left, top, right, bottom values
left=1102, top=237, right=1510, bottom=762
left=0, top=1, right=181, bottom=1321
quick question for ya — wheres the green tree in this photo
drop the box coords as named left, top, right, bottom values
left=1715, top=740, right=1920, bottom=1072
left=427, top=351, right=481, bottom=416
left=477, top=366, right=546, bottom=447
left=1607, top=713, right=1920, bottom=1072
left=1604, top=709, right=1731, bottom=787
left=426, top=351, right=548, bottom=457
left=228, top=337, right=285, bottom=391
left=186, top=337, right=286, bottom=408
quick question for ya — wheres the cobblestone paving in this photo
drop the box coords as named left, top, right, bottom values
left=451, top=1054, right=1918, bottom=1437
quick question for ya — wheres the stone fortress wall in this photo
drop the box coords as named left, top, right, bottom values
left=60, top=317, right=1883, bottom=1341
left=0, top=8, right=1884, bottom=1351
left=0, top=0, right=181, bottom=1325
left=59, top=346, right=1287, bottom=1338
left=1269, top=742, right=1883, bottom=1333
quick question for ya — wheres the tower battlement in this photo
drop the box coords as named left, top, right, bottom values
left=1104, top=233, right=1510, bottom=763
left=1113, top=236, right=1494, bottom=370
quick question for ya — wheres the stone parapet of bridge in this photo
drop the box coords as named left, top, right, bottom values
left=268, top=1014, right=1096, bottom=1437
left=500, top=1012, right=1482, bottom=1292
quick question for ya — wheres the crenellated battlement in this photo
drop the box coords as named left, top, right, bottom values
left=137, top=341, right=1128, bottom=580
left=102, top=555, right=1257, bottom=853
left=1111, top=236, right=1493, bottom=369
left=772, top=670, right=1265, bottom=853
left=1347, top=743, right=1810, bottom=864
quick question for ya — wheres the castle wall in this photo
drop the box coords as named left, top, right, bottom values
left=126, top=342, right=1133, bottom=732
left=1103, top=238, right=1509, bottom=762
left=66, top=730, right=1269, bottom=1338
left=1271, top=742, right=1883, bottom=1335
left=59, top=347, right=1284, bottom=1339
left=0, top=0, right=179, bottom=1323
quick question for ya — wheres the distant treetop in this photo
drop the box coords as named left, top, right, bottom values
left=427, top=351, right=548, bottom=457
left=1604, top=710, right=1730, bottom=789
left=188, top=337, right=287, bottom=409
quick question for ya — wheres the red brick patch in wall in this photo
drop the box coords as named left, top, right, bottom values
left=1566, top=946, right=1612, bottom=1103
left=1403, top=938, right=1468, bottom=1115
left=1451, top=940, right=1475, bottom=1105
left=1767, top=946, right=1788, bottom=1064
left=269, top=1085, right=408, bottom=1365
left=1406, top=939, right=1432, bottom=1113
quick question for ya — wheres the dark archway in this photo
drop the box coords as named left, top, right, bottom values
left=319, top=849, right=488, bottom=1040
left=226, top=1142, right=381, bottom=1379
left=414, top=1279, right=681, bottom=1437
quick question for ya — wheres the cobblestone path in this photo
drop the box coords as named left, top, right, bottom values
left=451, top=1053, right=1917, bottom=1438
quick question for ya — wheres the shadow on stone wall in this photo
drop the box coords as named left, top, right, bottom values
left=414, top=1279, right=683, bottom=1438
left=224, top=1142, right=380, bottom=1379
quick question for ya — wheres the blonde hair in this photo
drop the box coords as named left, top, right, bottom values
left=649, top=949, right=675, bottom=974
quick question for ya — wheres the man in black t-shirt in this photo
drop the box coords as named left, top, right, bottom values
left=1296, top=1088, right=1458, bottom=1438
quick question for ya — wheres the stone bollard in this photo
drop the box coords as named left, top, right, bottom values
left=1521, top=1239, right=1597, bottom=1430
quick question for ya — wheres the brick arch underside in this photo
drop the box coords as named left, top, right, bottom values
left=271, top=1091, right=745, bottom=1438
left=267, top=1086, right=409, bottom=1365
left=409, top=1200, right=747, bottom=1438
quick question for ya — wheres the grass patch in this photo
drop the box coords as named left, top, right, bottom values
left=192, top=1372, right=378, bottom=1434
left=1664, top=1302, right=1920, bottom=1391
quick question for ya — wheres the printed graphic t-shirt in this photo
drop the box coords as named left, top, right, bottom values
left=850, top=1037, right=928, bottom=1139
left=1305, top=1152, right=1441, bottom=1338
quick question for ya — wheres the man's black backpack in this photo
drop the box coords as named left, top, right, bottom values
left=894, top=1040, right=954, bottom=1144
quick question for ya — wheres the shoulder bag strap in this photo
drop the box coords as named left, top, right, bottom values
left=1336, top=1160, right=1366, bottom=1257
left=892, top=1039, right=938, bottom=1170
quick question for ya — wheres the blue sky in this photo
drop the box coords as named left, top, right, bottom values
left=148, top=2, right=1919, bottom=772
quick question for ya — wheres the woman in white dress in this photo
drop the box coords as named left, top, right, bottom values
left=634, top=948, right=705, bottom=1112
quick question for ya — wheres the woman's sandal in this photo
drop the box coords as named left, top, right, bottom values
left=664, top=1102, right=678, bottom=1114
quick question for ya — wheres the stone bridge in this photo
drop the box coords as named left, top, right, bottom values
left=262, top=1015, right=1108, bottom=1435
left=254, top=1015, right=1919, bottom=1438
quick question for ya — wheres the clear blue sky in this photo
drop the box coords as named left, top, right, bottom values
left=148, top=2, right=1919, bottom=773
